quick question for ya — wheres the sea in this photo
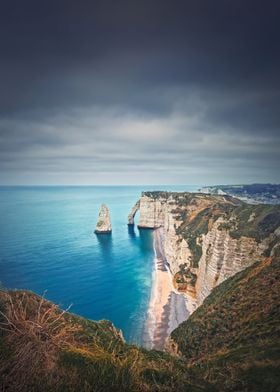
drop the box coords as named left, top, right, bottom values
left=0, top=185, right=198, bottom=344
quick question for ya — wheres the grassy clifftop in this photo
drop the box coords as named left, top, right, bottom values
left=170, top=257, right=280, bottom=391
left=1, top=258, right=279, bottom=391
left=0, top=290, right=206, bottom=392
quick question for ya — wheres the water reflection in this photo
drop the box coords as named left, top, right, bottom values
left=138, top=228, right=154, bottom=253
left=95, top=233, right=113, bottom=259
left=127, top=224, right=136, bottom=238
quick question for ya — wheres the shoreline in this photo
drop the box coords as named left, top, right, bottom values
left=142, top=227, right=192, bottom=350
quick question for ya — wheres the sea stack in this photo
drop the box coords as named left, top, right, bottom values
left=94, top=204, right=112, bottom=234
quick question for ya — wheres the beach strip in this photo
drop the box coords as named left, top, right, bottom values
left=143, top=227, right=189, bottom=350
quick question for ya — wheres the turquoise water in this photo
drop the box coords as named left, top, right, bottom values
left=0, top=185, right=198, bottom=343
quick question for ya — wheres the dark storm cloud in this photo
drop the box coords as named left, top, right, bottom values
left=0, top=0, right=279, bottom=184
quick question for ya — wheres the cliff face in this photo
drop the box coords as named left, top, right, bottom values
left=137, top=194, right=167, bottom=228
left=134, top=192, right=280, bottom=306
left=194, top=218, right=270, bottom=304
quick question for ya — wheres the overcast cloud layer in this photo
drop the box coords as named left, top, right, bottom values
left=0, top=0, right=279, bottom=185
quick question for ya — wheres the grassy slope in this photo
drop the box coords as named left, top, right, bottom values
left=0, top=258, right=279, bottom=391
left=0, top=290, right=206, bottom=392
left=171, top=257, right=280, bottom=391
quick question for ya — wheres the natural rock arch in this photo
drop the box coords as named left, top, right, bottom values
left=128, top=200, right=140, bottom=225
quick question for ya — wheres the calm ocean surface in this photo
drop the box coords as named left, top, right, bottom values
left=0, top=185, right=198, bottom=344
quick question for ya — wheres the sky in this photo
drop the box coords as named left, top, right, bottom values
left=0, top=0, right=279, bottom=185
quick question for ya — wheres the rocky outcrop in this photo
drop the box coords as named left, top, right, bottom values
left=135, top=191, right=280, bottom=307
left=95, top=204, right=112, bottom=233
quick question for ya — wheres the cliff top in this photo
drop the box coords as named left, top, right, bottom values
left=141, top=190, right=242, bottom=205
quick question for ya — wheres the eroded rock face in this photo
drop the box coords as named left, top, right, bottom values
left=136, top=191, right=280, bottom=308
left=163, top=202, right=193, bottom=275
left=194, top=219, right=268, bottom=305
left=95, top=204, right=112, bottom=233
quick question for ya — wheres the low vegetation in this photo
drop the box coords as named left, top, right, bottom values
left=171, top=257, right=280, bottom=391
left=0, top=290, right=207, bottom=392
left=1, top=257, right=279, bottom=391
left=174, top=264, right=197, bottom=292
left=228, top=204, right=280, bottom=241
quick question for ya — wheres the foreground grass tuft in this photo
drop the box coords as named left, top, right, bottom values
left=0, top=290, right=206, bottom=391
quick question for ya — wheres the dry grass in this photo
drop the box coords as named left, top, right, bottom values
left=0, top=290, right=206, bottom=391
left=0, top=290, right=81, bottom=390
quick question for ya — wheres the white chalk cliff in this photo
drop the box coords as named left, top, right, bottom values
left=129, top=192, right=280, bottom=308
left=95, top=204, right=112, bottom=234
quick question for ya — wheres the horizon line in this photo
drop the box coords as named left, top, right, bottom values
left=0, top=182, right=278, bottom=187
